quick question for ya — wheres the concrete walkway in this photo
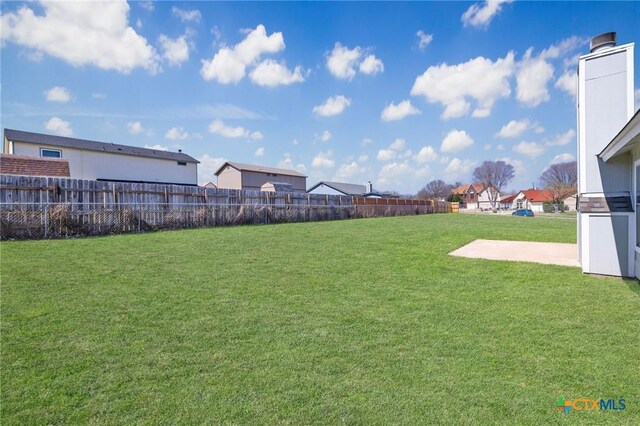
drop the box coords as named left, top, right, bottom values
left=449, top=239, right=580, bottom=267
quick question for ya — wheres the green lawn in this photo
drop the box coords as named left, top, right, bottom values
left=1, top=214, right=638, bottom=424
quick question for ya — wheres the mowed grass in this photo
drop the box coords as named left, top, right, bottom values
left=1, top=214, right=639, bottom=425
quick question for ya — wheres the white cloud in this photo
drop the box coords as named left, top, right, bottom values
left=496, top=118, right=534, bottom=138
left=358, top=154, right=369, bottom=163
left=249, top=59, right=305, bottom=87
left=249, top=131, right=264, bottom=140
left=317, top=130, right=332, bottom=142
left=359, top=54, right=384, bottom=75
left=516, top=48, right=554, bottom=107
left=461, top=0, right=513, bottom=29
left=416, top=30, right=433, bottom=50
left=381, top=100, right=421, bottom=121
left=278, top=153, right=307, bottom=174
left=1, top=1, right=160, bottom=73
left=92, top=93, right=106, bottom=99
left=496, top=144, right=505, bottom=151
left=497, top=156, right=525, bottom=177
left=312, top=95, right=351, bottom=117
left=555, top=69, right=577, bottom=99
left=198, top=154, right=227, bottom=184
left=312, top=150, right=335, bottom=168
left=333, top=161, right=369, bottom=182
left=376, top=161, right=412, bottom=185
left=165, top=127, right=188, bottom=140
left=513, top=141, right=544, bottom=157
left=390, top=138, right=406, bottom=151
left=326, top=42, right=383, bottom=80
left=484, top=144, right=492, bottom=150
left=44, top=117, right=73, bottom=136
left=361, top=138, right=372, bottom=147
left=171, top=6, right=201, bottom=23
left=326, top=43, right=362, bottom=80
left=444, top=157, right=477, bottom=178
left=441, top=130, right=474, bottom=153
left=377, top=149, right=396, bottom=161
left=544, top=129, right=575, bottom=146
left=540, top=36, right=587, bottom=60
left=551, top=153, right=575, bottom=164
left=44, top=86, right=71, bottom=103
left=139, top=1, right=154, bottom=12
left=127, top=121, right=144, bottom=135
left=159, top=35, right=190, bottom=67
left=411, top=52, right=514, bottom=119
left=200, top=24, right=285, bottom=84
left=414, top=146, right=438, bottom=163
left=208, top=119, right=262, bottom=139
left=144, top=144, right=168, bottom=151
left=255, top=147, right=265, bottom=157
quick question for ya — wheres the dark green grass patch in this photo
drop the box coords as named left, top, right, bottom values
left=1, top=214, right=638, bottom=424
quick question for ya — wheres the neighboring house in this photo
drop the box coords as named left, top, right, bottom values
left=261, top=182, right=293, bottom=192
left=563, top=194, right=578, bottom=211
left=452, top=183, right=501, bottom=209
left=307, top=181, right=368, bottom=196
left=499, top=193, right=518, bottom=210
left=3, top=129, right=198, bottom=185
left=202, top=182, right=217, bottom=189
left=513, top=189, right=554, bottom=212
left=307, top=181, right=397, bottom=198
left=0, top=154, right=70, bottom=177
left=214, top=161, right=306, bottom=191
left=577, top=33, right=636, bottom=278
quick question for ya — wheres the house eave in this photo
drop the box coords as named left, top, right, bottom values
left=599, top=109, right=640, bottom=162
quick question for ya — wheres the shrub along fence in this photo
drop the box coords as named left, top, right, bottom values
left=0, top=175, right=446, bottom=239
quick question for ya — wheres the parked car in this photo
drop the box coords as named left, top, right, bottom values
left=512, top=209, right=534, bottom=217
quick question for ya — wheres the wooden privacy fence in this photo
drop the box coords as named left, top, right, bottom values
left=0, top=175, right=454, bottom=239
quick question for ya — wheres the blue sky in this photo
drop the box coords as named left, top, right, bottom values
left=1, top=1, right=639, bottom=193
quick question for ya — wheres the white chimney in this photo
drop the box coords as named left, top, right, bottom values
left=367, top=181, right=373, bottom=193
left=577, top=32, right=635, bottom=276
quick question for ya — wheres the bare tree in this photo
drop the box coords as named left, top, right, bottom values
left=540, top=161, right=577, bottom=209
left=472, top=160, right=515, bottom=209
left=417, top=179, right=451, bottom=200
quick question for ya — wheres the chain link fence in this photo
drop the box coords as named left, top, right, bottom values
left=0, top=202, right=434, bottom=240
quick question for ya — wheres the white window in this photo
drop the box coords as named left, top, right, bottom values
left=40, top=148, right=61, bottom=158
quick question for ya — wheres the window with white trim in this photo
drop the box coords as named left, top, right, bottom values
left=40, top=148, right=62, bottom=158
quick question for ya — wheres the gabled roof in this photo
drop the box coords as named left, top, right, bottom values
left=4, top=128, right=199, bottom=163
left=599, top=108, right=640, bottom=162
left=0, top=154, right=70, bottom=177
left=307, top=181, right=367, bottom=196
left=521, top=189, right=554, bottom=203
left=452, top=183, right=487, bottom=195
left=500, top=193, right=518, bottom=204
left=469, top=183, right=486, bottom=193
left=451, top=184, right=471, bottom=195
left=214, top=161, right=306, bottom=177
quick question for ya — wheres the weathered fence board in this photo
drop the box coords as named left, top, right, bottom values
left=0, top=175, right=451, bottom=240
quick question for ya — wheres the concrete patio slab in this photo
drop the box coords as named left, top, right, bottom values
left=449, top=239, right=580, bottom=267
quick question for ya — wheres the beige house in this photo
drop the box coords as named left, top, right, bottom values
left=215, top=161, right=306, bottom=191
left=3, top=128, right=199, bottom=185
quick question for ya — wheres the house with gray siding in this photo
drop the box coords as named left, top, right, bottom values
left=3, top=129, right=199, bottom=185
left=577, top=33, right=637, bottom=278
left=214, top=161, right=306, bottom=191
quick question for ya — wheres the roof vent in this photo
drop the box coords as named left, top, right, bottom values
left=590, top=32, right=616, bottom=53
